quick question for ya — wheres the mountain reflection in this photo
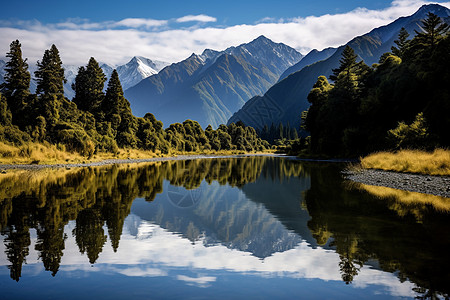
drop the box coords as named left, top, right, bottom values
left=0, top=157, right=449, bottom=299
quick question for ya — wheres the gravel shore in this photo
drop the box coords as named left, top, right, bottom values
left=0, top=153, right=281, bottom=171
left=344, top=169, right=450, bottom=198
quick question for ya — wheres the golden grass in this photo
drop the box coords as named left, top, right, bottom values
left=0, top=141, right=83, bottom=164
left=360, top=149, right=450, bottom=176
left=0, top=141, right=275, bottom=166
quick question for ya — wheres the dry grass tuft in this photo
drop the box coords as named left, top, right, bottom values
left=360, top=149, right=450, bottom=176
left=0, top=141, right=83, bottom=164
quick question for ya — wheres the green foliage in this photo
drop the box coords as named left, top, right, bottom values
left=304, top=13, right=450, bottom=156
left=72, top=57, right=106, bottom=115
left=35, top=45, right=66, bottom=96
left=0, top=40, right=31, bottom=127
left=0, top=40, right=268, bottom=157
left=329, top=45, right=358, bottom=82
left=391, top=27, right=410, bottom=58
left=387, top=112, right=433, bottom=149
left=0, top=93, right=12, bottom=126
left=413, top=12, right=449, bottom=51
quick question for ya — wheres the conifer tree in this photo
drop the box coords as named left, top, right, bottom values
left=35, top=44, right=66, bottom=96
left=414, top=12, right=449, bottom=51
left=103, top=69, right=126, bottom=118
left=391, top=27, right=410, bottom=58
left=34, top=45, right=66, bottom=125
left=72, top=57, right=106, bottom=113
left=0, top=40, right=31, bottom=119
left=329, top=46, right=358, bottom=82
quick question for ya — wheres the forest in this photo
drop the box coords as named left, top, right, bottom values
left=0, top=43, right=268, bottom=158
left=304, top=13, right=450, bottom=157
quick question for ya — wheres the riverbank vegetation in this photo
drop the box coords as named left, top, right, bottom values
left=0, top=41, right=269, bottom=164
left=359, top=149, right=450, bottom=176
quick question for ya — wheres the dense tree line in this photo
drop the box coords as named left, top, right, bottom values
left=258, top=122, right=299, bottom=144
left=0, top=42, right=268, bottom=156
left=304, top=13, right=450, bottom=156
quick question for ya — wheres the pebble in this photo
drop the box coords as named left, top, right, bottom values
left=343, top=169, right=450, bottom=198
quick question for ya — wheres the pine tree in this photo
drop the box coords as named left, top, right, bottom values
left=414, top=12, right=450, bottom=51
left=103, top=69, right=125, bottom=118
left=34, top=45, right=66, bottom=125
left=72, top=57, right=106, bottom=113
left=391, top=27, right=410, bottom=58
left=0, top=40, right=31, bottom=119
left=35, top=44, right=66, bottom=96
left=329, top=45, right=358, bottom=82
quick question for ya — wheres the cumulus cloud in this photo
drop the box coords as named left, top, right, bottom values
left=176, top=14, right=217, bottom=23
left=0, top=0, right=449, bottom=66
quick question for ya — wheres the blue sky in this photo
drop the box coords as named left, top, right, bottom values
left=0, top=0, right=449, bottom=65
left=0, top=0, right=394, bottom=26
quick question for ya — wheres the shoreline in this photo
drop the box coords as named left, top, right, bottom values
left=0, top=153, right=284, bottom=171
left=344, top=169, right=450, bottom=198
left=2, top=154, right=449, bottom=199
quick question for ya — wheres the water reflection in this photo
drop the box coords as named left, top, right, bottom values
left=0, top=157, right=449, bottom=299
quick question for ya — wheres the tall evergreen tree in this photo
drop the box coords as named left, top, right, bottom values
left=414, top=12, right=450, bottom=51
left=0, top=40, right=31, bottom=119
left=103, top=69, right=126, bottom=118
left=72, top=57, right=106, bottom=114
left=329, top=46, right=358, bottom=82
left=34, top=45, right=66, bottom=125
left=391, top=27, right=410, bottom=58
left=103, top=69, right=137, bottom=146
left=35, top=44, right=66, bottom=96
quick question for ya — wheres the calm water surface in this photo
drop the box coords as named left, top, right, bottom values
left=0, top=157, right=449, bottom=299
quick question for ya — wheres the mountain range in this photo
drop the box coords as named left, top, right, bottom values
left=124, top=35, right=303, bottom=128
left=228, top=4, right=450, bottom=131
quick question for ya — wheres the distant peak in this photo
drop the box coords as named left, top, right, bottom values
left=252, top=35, right=272, bottom=43
left=414, top=3, right=450, bottom=17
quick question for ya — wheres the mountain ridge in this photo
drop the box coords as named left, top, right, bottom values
left=228, top=4, right=450, bottom=131
left=124, top=35, right=303, bottom=128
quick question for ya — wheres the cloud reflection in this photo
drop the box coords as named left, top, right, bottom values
left=0, top=215, right=415, bottom=297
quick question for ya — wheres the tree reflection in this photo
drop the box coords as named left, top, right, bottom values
left=0, top=157, right=277, bottom=280
left=73, top=208, right=106, bottom=264
left=303, top=162, right=450, bottom=297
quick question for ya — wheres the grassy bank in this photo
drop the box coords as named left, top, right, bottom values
left=0, top=141, right=275, bottom=165
left=360, top=149, right=450, bottom=176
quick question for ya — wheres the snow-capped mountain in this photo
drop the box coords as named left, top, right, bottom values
left=115, top=56, right=170, bottom=91
left=125, top=36, right=303, bottom=128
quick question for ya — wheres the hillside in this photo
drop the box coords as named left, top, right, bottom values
left=124, top=36, right=303, bottom=128
left=228, top=4, right=450, bottom=131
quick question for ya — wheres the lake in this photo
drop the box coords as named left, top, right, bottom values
left=0, top=156, right=449, bottom=299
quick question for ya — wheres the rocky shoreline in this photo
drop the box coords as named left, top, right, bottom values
left=344, top=169, right=450, bottom=198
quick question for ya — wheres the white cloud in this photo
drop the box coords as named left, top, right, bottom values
left=0, top=1, right=449, bottom=66
left=112, top=18, right=168, bottom=28
left=176, top=14, right=217, bottom=23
